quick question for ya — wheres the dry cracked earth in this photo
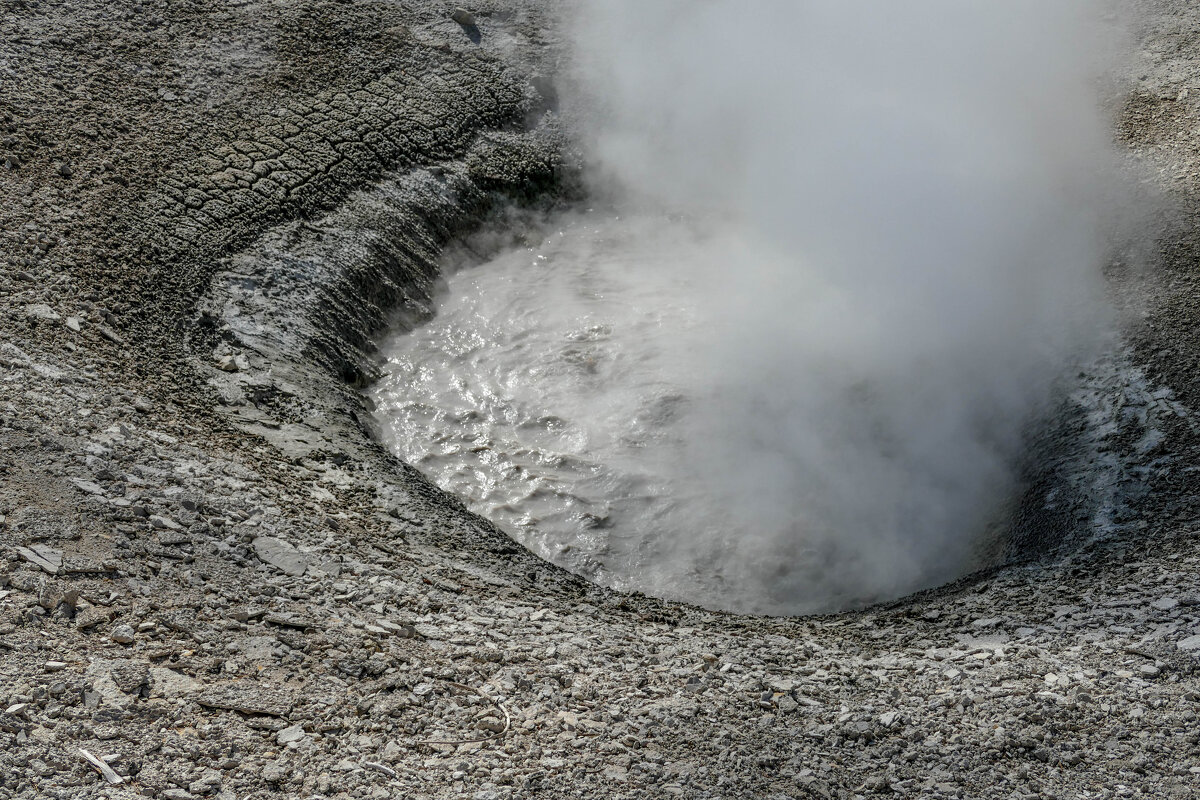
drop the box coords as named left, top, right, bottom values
left=3, top=1, right=1200, bottom=799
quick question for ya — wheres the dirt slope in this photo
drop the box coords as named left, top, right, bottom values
left=2, top=1, right=1200, bottom=799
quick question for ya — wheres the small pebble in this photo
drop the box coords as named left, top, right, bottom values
left=110, top=624, right=136, bottom=645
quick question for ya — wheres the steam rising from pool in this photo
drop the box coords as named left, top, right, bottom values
left=372, top=1, right=1135, bottom=613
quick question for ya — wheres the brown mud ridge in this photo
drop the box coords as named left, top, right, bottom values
left=3, top=1, right=1200, bottom=798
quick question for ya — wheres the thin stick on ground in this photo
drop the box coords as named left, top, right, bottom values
left=412, top=679, right=512, bottom=747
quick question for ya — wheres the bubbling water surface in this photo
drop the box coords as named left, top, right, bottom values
left=370, top=211, right=1008, bottom=614
left=372, top=214, right=741, bottom=599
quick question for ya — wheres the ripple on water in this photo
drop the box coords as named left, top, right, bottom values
left=370, top=212, right=755, bottom=606
left=369, top=210, right=1080, bottom=615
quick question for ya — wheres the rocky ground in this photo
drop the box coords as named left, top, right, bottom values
left=3, top=1, right=1200, bottom=799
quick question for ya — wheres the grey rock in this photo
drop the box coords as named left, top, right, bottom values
left=150, top=514, right=182, bottom=530
left=69, top=478, right=106, bottom=496
left=252, top=536, right=311, bottom=576
left=24, top=303, right=60, bottom=322
left=477, top=717, right=505, bottom=733
left=16, top=543, right=62, bottom=574
left=194, top=684, right=294, bottom=716
left=75, top=606, right=115, bottom=630
left=276, top=723, right=306, bottom=744
left=375, top=619, right=417, bottom=638
left=451, top=8, right=476, bottom=25
left=188, top=769, right=223, bottom=794
left=1178, top=634, right=1200, bottom=651
left=110, top=624, right=136, bottom=644
left=878, top=711, right=902, bottom=728
left=263, top=611, right=315, bottom=629
left=98, top=325, right=124, bottom=343
left=262, top=762, right=288, bottom=783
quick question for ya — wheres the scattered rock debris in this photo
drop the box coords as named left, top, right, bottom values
left=0, top=0, right=1198, bottom=799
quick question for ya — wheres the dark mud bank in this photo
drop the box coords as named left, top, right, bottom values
left=185, top=121, right=603, bottom=595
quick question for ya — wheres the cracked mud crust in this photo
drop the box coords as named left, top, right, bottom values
left=2, top=1, right=1200, bottom=799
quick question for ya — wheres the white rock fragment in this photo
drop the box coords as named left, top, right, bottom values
left=70, top=478, right=107, bottom=496
left=276, top=724, right=306, bottom=745
left=110, top=624, right=136, bottom=645
left=1177, top=634, right=1200, bottom=652
left=78, top=748, right=124, bottom=785
left=363, top=761, right=397, bottom=778
left=17, top=544, right=62, bottom=574
left=24, top=303, right=60, bottom=321
left=149, top=514, right=182, bottom=530
left=252, top=536, right=312, bottom=576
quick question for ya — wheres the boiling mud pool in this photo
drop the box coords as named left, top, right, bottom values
left=371, top=213, right=793, bottom=610
left=369, top=211, right=1041, bottom=614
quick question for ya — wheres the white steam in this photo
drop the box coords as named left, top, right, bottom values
left=562, top=1, right=1131, bottom=610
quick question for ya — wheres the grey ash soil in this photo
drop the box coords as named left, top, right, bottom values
left=4, top=1, right=1200, bottom=799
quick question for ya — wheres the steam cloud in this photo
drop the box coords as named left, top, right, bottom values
left=566, top=1, right=1132, bottom=611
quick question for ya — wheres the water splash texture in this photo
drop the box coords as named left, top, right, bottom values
left=373, top=1, right=1137, bottom=613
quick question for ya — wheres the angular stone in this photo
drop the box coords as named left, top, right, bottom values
left=878, top=711, right=902, bottom=728
left=252, top=536, right=311, bottom=576
left=150, top=515, right=182, bottom=530
left=69, top=478, right=106, bottom=496
left=264, top=612, right=316, bottom=630
left=75, top=606, right=115, bottom=630
left=16, top=544, right=62, bottom=574
left=194, top=684, right=294, bottom=716
left=110, top=624, right=136, bottom=644
left=1178, top=634, right=1200, bottom=652
left=276, top=723, right=306, bottom=744
left=375, top=619, right=417, bottom=638
left=24, top=303, right=60, bottom=322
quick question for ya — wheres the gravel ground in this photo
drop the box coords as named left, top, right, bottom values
left=2, top=1, right=1200, bottom=799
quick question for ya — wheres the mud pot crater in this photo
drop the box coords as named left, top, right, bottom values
left=365, top=206, right=1171, bottom=616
